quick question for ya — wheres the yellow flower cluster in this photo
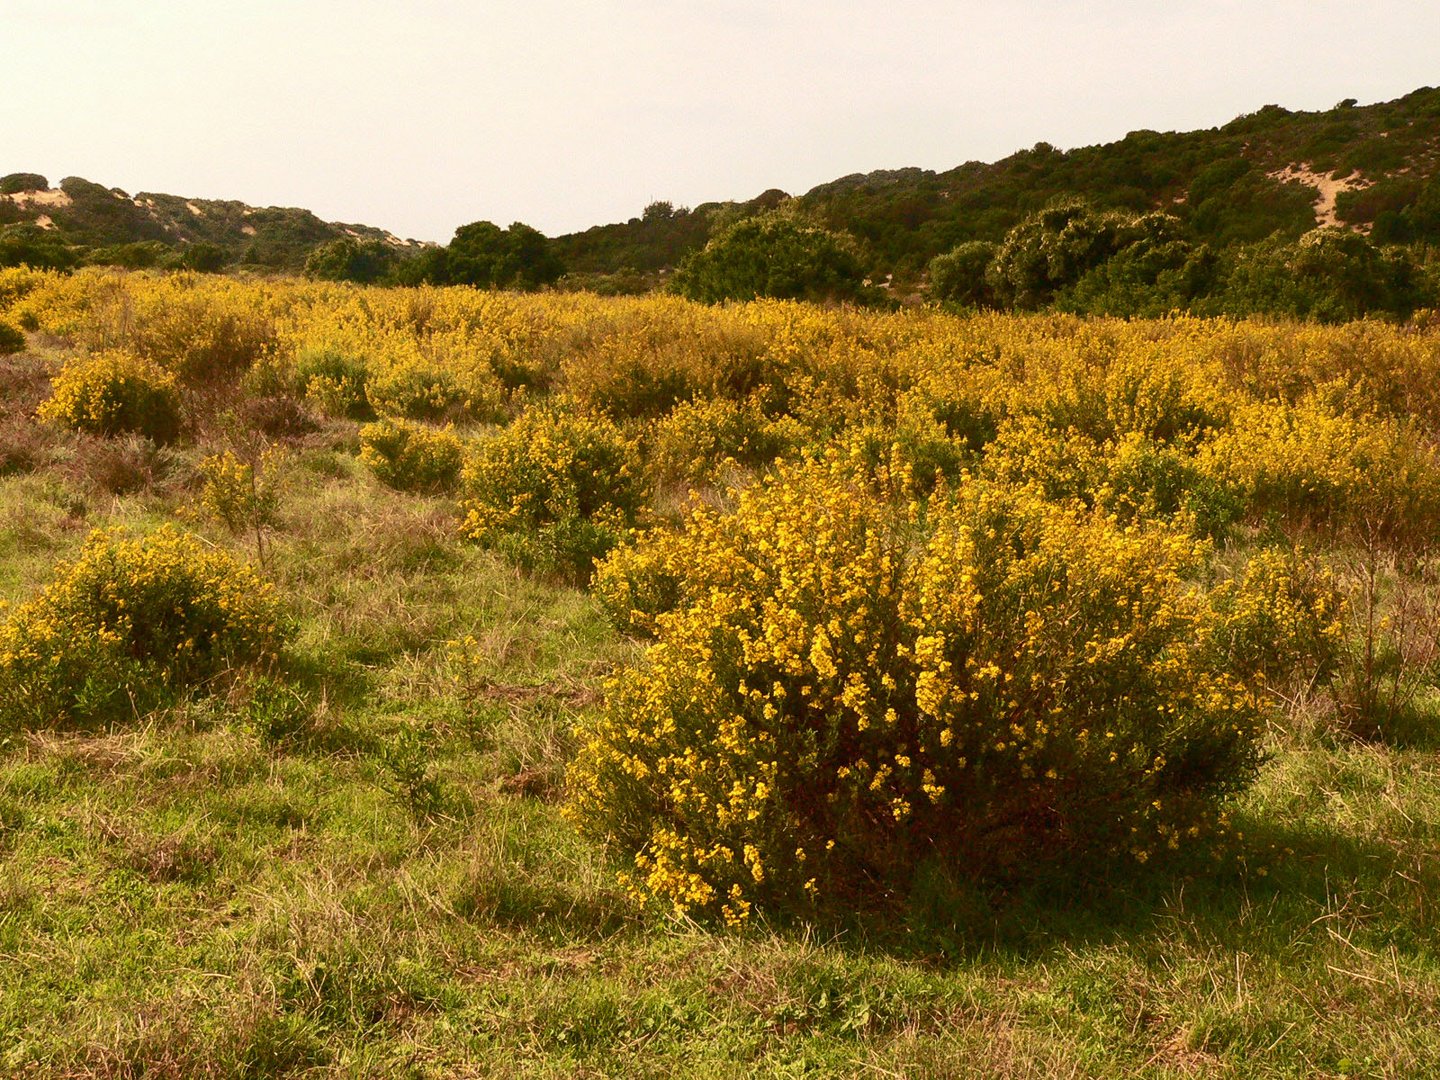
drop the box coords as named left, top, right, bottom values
left=359, top=417, right=466, bottom=494
left=1200, top=397, right=1440, bottom=548
left=1203, top=547, right=1347, bottom=692
left=0, top=525, right=286, bottom=729
left=37, top=349, right=183, bottom=444
left=199, top=448, right=286, bottom=537
left=567, top=455, right=1266, bottom=921
left=459, top=404, right=647, bottom=581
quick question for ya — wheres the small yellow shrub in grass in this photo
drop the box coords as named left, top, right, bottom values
left=199, top=449, right=286, bottom=563
left=359, top=418, right=465, bottom=494
left=290, top=346, right=373, bottom=420
left=1203, top=547, right=1346, bottom=696
left=0, top=526, right=286, bottom=729
left=460, top=404, right=647, bottom=581
left=567, top=457, right=1268, bottom=922
left=37, top=350, right=182, bottom=444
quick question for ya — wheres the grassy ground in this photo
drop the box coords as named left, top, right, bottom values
left=2, top=393, right=1439, bottom=1078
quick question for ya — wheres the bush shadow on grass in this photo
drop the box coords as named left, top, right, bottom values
left=789, top=807, right=1424, bottom=967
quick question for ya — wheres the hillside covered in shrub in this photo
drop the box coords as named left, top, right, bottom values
left=8, top=86, right=1440, bottom=316
left=0, top=172, right=424, bottom=274
left=554, top=87, right=1440, bottom=291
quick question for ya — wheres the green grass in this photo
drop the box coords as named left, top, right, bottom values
left=2, top=426, right=1439, bottom=1078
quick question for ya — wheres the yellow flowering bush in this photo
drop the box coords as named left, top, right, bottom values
left=38, top=350, right=183, bottom=444
left=593, top=529, right=690, bottom=638
left=16, top=270, right=277, bottom=382
left=289, top=346, right=373, bottom=419
left=460, top=404, right=647, bottom=581
left=359, top=417, right=466, bottom=494
left=198, top=449, right=286, bottom=563
left=567, top=457, right=1267, bottom=921
left=648, top=396, right=801, bottom=488
left=1200, top=399, right=1440, bottom=547
left=1203, top=547, right=1346, bottom=694
left=367, top=358, right=503, bottom=424
left=0, top=526, right=287, bottom=729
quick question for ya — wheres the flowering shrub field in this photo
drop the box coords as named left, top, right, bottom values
left=4, top=267, right=1440, bottom=912
left=3, top=267, right=1440, bottom=1072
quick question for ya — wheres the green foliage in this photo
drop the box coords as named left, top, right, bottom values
left=926, top=241, right=997, bottom=307
left=0, top=173, right=47, bottom=195
left=381, top=722, right=447, bottom=819
left=986, top=202, right=1130, bottom=308
left=38, top=350, right=183, bottom=443
left=1185, top=159, right=1318, bottom=245
left=244, top=674, right=314, bottom=747
left=177, top=242, right=228, bottom=273
left=304, top=237, right=402, bottom=284
left=985, top=204, right=1196, bottom=311
left=403, top=221, right=565, bottom=290
left=670, top=212, right=872, bottom=304
left=359, top=417, right=466, bottom=494
left=0, top=224, right=77, bottom=270
left=82, top=240, right=170, bottom=269
left=0, top=525, right=287, bottom=728
left=0, top=320, right=25, bottom=355
left=1207, top=230, right=1431, bottom=322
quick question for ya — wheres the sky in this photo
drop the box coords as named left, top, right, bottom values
left=4, top=1, right=1439, bottom=243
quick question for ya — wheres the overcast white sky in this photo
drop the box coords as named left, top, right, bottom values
left=3, top=1, right=1438, bottom=242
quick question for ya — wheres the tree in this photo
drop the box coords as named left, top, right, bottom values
left=985, top=201, right=1131, bottom=308
left=0, top=173, right=48, bottom=196
left=412, top=220, right=564, bottom=290
left=927, top=240, right=997, bottom=307
left=669, top=212, right=871, bottom=304
left=304, top=237, right=401, bottom=284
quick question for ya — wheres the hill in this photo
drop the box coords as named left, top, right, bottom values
left=552, top=86, right=1440, bottom=286
left=5, top=86, right=1440, bottom=293
left=0, top=172, right=424, bottom=273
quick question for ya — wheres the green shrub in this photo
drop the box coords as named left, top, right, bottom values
left=926, top=241, right=997, bottom=307
left=303, top=237, right=400, bottom=284
left=0, top=320, right=25, bottom=356
left=461, top=405, right=647, bottom=582
left=567, top=459, right=1268, bottom=922
left=37, top=350, right=183, bottom=443
left=176, top=242, right=228, bottom=273
left=0, top=526, right=288, bottom=729
left=670, top=212, right=872, bottom=305
left=359, top=417, right=466, bottom=493
left=0, top=173, right=47, bottom=196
